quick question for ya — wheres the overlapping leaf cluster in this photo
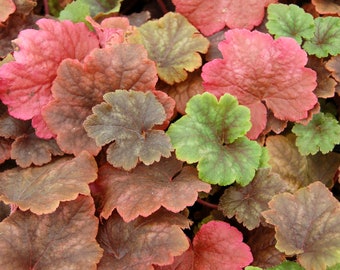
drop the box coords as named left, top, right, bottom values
left=0, top=0, right=340, bottom=269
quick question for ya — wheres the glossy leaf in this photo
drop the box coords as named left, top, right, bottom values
left=202, top=29, right=317, bottom=139
left=172, top=0, right=277, bottom=36
left=84, top=90, right=172, bottom=170
left=218, top=168, right=289, bottom=230
left=0, top=196, right=103, bottom=269
left=303, top=17, right=340, bottom=58
left=266, top=3, right=315, bottom=44
left=94, top=154, right=211, bottom=222
left=132, top=12, right=209, bottom=84
left=42, top=44, right=158, bottom=156
left=167, top=92, right=262, bottom=186
left=0, top=0, right=15, bottom=24
left=0, top=151, right=97, bottom=214
left=97, top=209, right=190, bottom=270
left=262, top=181, right=340, bottom=270
left=292, top=112, right=340, bottom=155
left=0, top=19, right=99, bottom=138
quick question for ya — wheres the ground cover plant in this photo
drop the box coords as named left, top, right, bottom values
left=0, top=0, right=340, bottom=269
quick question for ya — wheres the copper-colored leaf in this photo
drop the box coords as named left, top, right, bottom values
left=312, top=0, right=340, bottom=15
left=0, top=196, right=103, bottom=269
left=0, top=151, right=97, bottom=214
left=97, top=209, right=190, bottom=270
left=0, top=137, right=11, bottom=164
left=326, top=55, right=340, bottom=95
left=94, top=154, right=210, bottom=222
left=0, top=0, right=15, bottom=24
left=0, top=105, right=30, bottom=139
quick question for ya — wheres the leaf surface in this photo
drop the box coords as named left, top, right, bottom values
left=326, top=55, right=340, bottom=94
left=202, top=29, right=317, bottom=139
left=167, top=92, right=262, bottom=186
left=218, top=168, right=289, bottom=230
left=262, top=181, right=340, bottom=270
left=0, top=151, right=97, bottom=214
left=94, top=154, right=210, bottom=222
left=0, top=137, right=11, bottom=164
left=132, top=12, right=209, bottom=84
left=0, top=196, right=103, bottom=269
left=172, top=0, right=277, bottom=36
left=0, top=0, right=15, bottom=23
left=97, top=209, right=190, bottom=270
left=311, top=0, right=340, bottom=15
left=84, top=90, right=172, bottom=170
left=42, top=44, right=157, bottom=156
left=268, top=261, right=304, bottom=270
left=0, top=19, right=99, bottom=138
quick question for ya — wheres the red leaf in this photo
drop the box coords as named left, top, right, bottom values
left=202, top=29, right=317, bottom=139
left=173, top=0, right=277, bottom=36
left=0, top=19, right=99, bottom=138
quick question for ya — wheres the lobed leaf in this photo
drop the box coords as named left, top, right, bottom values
left=167, top=92, right=262, bottom=186
left=303, top=17, right=340, bottom=58
left=59, top=0, right=90, bottom=23
left=262, top=181, right=340, bottom=270
left=0, top=151, right=97, bottom=214
left=0, top=196, right=103, bottom=269
left=311, top=0, right=340, bottom=15
left=131, top=12, right=209, bottom=84
left=266, top=3, right=315, bottom=44
left=292, top=112, right=340, bottom=155
left=202, top=29, right=317, bottom=139
left=93, top=154, right=211, bottom=222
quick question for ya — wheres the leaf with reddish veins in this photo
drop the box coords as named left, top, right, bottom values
left=0, top=0, right=15, bottom=24
left=0, top=196, right=103, bottom=269
left=311, top=0, right=340, bottom=15
left=94, top=154, right=210, bottom=222
left=0, top=151, right=97, bottom=214
left=262, top=181, right=340, bottom=270
left=173, top=0, right=277, bottom=36
left=97, top=209, right=190, bottom=270
left=42, top=44, right=158, bottom=156
left=202, top=29, right=317, bottom=139
left=0, top=19, right=99, bottom=138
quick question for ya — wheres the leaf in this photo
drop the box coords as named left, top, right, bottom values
left=93, top=154, right=211, bottom=222
left=268, top=261, right=304, bottom=270
left=0, top=196, right=103, bottom=269
left=311, top=0, right=340, bottom=15
left=0, top=0, right=15, bottom=24
left=303, top=17, right=340, bottom=58
left=292, top=112, right=340, bottom=155
left=266, top=134, right=340, bottom=189
left=0, top=201, right=10, bottom=222
left=0, top=19, right=99, bottom=138
left=42, top=44, right=158, bottom=156
left=84, top=90, right=172, bottom=170
left=0, top=151, right=97, bottom=214
left=172, top=0, right=277, bottom=36
left=266, top=3, right=315, bottom=45
left=154, top=247, right=194, bottom=270
left=131, top=12, right=209, bottom=84
left=97, top=209, right=190, bottom=270
left=326, top=55, right=340, bottom=95
left=202, top=29, right=317, bottom=139
left=218, top=168, right=289, bottom=230
left=59, top=0, right=90, bottom=23
left=192, top=221, right=253, bottom=269
left=262, top=181, right=340, bottom=270
left=0, top=137, right=11, bottom=164
left=167, top=92, right=262, bottom=186
left=79, top=0, right=123, bottom=18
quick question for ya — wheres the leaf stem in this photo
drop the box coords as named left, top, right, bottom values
left=156, top=0, right=168, bottom=14
left=196, top=198, right=218, bottom=209
left=43, top=0, right=49, bottom=15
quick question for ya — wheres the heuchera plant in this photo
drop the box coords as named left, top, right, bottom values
left=0, top=0, right=340, bottom=269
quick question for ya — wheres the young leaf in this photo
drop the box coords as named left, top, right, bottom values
left=42, top=44, right=158, bottom=156
left=0, top=0, right=15, bottom=24
left=84, top=90, right=172, bottom=170
left=292, top=112, right=340, bottom=155
left=311, top=0, right=340, bottom=15
left=218, top=168, right=289, bottom=230
left=262, top=181, right=340, bottom=270
left=131, top=12, right=209, bottom=84
left=172, top=0, right=277, bottom=36
left=202, top=29, right=317, bottom=139
left=266, top=3, right=315, bottom=44
left=93, top=154, right=210, bottom=222
left=0, top=151, right=97, bottom=214
left=167, top=92, right=262, bottom=186
left=0, top=19, right=99, bottom=138
left=97, top=209, right=190, bottom=270
left=0, top=196, right=103, bottom=269
left=303, top=17, right=340, bottom=58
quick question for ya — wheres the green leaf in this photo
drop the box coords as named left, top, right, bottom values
left=292, top=112, right=340, bottom=155
left=245, top=267, right=263, bottom=270
left=167, top=93, right=262, bottom=186
left=267, top=261, right=304, bottom=270
left=303, top=16, right=340, bottom=58
left=59, top=1, right=91, bottom=23
left=266, top=3, right=315, bottom=45
left=83, top=90, right=172, bottom=170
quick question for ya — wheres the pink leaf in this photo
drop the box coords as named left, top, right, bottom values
left=202, top=29, right=317, bottom=139
left=173, top=0, right=278, bottom=36
left=0, top=19, right=99, bottom=138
